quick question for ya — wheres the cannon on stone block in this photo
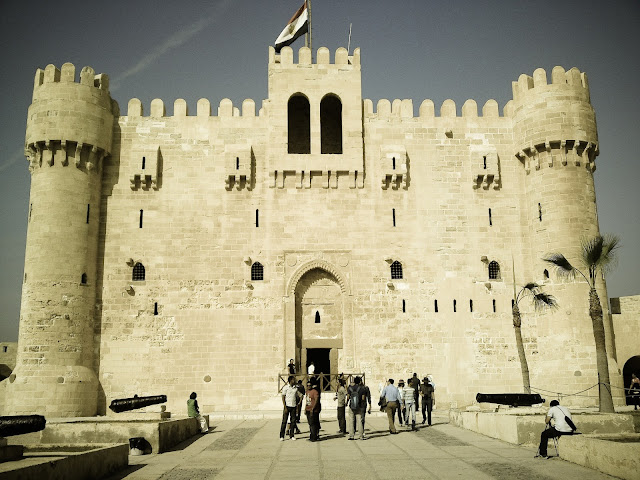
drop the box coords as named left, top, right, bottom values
left=476, top=393, right=544, bottom=407
left=0, top=415, right=46, bottom=438
left=109, top=395, right=167, bottom=413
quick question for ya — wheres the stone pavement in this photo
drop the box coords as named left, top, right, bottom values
left=105, top=413, right=618, bottom=480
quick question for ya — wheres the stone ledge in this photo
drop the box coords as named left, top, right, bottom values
left=559, top=434, right=640, bottom=480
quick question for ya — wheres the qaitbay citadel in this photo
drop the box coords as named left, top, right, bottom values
left=1, top=45, right=636, bottom=417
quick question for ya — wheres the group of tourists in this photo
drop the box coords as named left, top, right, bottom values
left=279, top=365, right=437, bottom=442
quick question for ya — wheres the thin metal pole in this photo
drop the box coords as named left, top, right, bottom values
left=307, top=0, right=312, bottom=53
left=347, top=23, right=352, bottom=54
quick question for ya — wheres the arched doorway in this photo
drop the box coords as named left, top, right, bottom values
left=622, top=355, right=640, bottom=405
left=294, top=268, right=344, bottom=388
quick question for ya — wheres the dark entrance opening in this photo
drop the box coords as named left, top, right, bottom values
left=307, top=348, right=330, bottom=391
left=623, top=355, right=640, bottom=405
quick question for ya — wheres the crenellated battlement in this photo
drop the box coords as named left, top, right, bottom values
left=511, top=66, right=590, bottom=103
left=125, top=97, right=263, bottom=118
left=363, top=98, right=512, bottom=120
left=268, top=46, right=360, bottom=67
left=32, top=63, right=110, bottom=97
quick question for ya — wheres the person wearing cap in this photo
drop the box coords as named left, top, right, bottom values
left=380, top=378, right=401, bottom=434
left=420, top=376, right=434, bottom=425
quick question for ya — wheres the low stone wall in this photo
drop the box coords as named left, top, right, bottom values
left=449, top=409, right=637, bottom=445
left=7, top=416, right=206, bottom=453
left=0, top=443, right=128, bottom=480
left=560, top=434, right=640, bottom=480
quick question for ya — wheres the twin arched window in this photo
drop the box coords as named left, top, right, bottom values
left=287, top=94, right=342, bottom=154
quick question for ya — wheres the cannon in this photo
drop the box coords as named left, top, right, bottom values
left=0, top=415, right=46, bottom=437
left=109, top=395, right=167, bottom=413
left=475, top=393, right=544, bottom=407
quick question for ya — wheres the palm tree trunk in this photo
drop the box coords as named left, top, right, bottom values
left=512, top=304, right=531, bottom=394
left=589, top=287, right=615, bottom=413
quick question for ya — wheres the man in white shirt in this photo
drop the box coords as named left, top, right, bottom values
left=280, top=375, right=302, bottom=441
left=537, top=400, right=574, bottom=458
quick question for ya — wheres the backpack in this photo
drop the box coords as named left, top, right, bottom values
left=349, top=386, right=361, bottom=410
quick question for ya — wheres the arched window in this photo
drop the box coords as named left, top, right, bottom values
left=315, top=311, right=321, bottom=323
left=391, top=261, right=403, bottom=279
left=288, top=94, right=310, bottom=154
left=320, top=94, right=342, bottom=154
left=132, top=262, right=145, bottom=281
left=488, top=261, right=500, bottom=280
left=251, top=262, right=264, bottom=281
left=80, top=273, right=88, bottom=284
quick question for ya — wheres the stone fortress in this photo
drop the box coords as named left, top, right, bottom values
left=2, top=45, right=636, bottom=417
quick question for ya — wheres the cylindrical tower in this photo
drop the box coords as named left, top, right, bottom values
left=512, top=66, right=622, bottom=404
left=5, top=63, right=114, bottom=416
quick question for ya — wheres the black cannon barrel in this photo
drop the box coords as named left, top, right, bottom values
left=109, top=395, right=167, bottom=413
left=0, top=415, right=46, bottom=437
left=476, top=393, right=544, bottom=407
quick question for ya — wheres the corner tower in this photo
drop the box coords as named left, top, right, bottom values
left=6, top=63, right=115, bottom=416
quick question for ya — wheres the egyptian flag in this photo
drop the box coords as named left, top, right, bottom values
left=275, top=2, right=309, bottom=53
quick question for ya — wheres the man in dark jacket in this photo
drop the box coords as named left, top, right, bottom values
left=420, top=377, right=434, bottom=425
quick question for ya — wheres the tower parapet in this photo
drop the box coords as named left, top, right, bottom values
left=6, top=63, right=115, bottom=417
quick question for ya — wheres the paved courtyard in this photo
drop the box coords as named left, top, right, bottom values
left=105, top=412, right=618, bottom=480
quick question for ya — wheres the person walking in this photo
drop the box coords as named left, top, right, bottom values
left=420, top=376, right=435, bottom=425
left=295, top=379, right=306, bottom=424
left=410, top=372, right=420, bottom=406
left=402, top=377, right=417, bottom=430
left=280, top=375, right=302, bottom=441
left=397, top=379, right=406, bottom=426
left=346, top=376, right=365, bottom=440
left=361, top=380, right=372, bottom=438
left=380, top=379, right=401, bottom=434
left=335, top=378, right=347, bottom=434
left=305, top=381, right=321, bottom=441
left=187, top=392, right=209, bottom=434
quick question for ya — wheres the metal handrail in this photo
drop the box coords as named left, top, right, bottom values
left=278, top=372, right=366, bottom=393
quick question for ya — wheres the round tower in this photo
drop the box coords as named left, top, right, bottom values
left=5, top=63, right=115, bottom=416
left=511, top=66, right=622, bottom=404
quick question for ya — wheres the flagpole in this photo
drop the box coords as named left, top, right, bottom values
left=307, top=0, right=312, bottom=53
left=347, top=23, right=352, bottom=54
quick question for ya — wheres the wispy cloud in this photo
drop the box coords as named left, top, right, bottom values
left=0, top=149, right=24, bottom=174
left=111, top=0, right=232, bottom=91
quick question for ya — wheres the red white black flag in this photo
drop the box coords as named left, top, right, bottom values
left=275, top=2, right=309, bottom=53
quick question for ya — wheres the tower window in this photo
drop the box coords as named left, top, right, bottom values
left=391, top=261, right=403, bottom=279
left=236, top=157, right=240, bottom=170
left=288, top=94, right=310, bottom=154
left=139, top=210, right=143, bottom=228
left=315, top=311, right=321, bottom=323
left=320, top=94, right=343, bottom=154
left=154, top=302, right=159, bottom=315
left=255, top=209, right=259, bottom=227
left=402, top=299, right=406, bottom=313
left=453, top=299, right=457, bottom=312
left=492, top=299, right=496, bottom=313
left=434, top=299, right=438, bottom=313
left=132, top=262, right=145, bottom=281
left=392, top=157, right=396, bottom=170
left=488, top=261, right=501, bottom=280
left=483, top=156, right=487, bottom=169
left=469, top=299, right=473, bottom=312
left=489, top=208, right=493, bottom=226
left=86, top=204, right=90, bottom=224
left=80, top=273, right=88, bottom=285
left=142, top=156, right=146, bottom=169
left=251, top=262, right=264, bottom=281
left=538, top=203, right=542, bottom=222
left=392, top=208, right=396, bottom=227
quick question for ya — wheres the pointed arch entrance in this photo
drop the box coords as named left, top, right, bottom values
left=284, top=260, right=354, bottom=381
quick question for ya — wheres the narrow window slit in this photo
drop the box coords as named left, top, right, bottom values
left=139, top=209, right=143, bottom=228
left=392, top=208, right=396, bottom=227
left=402, top=299, right=406, bottom=313
left=434, top=300, right=438, bottom=313
left=492, top=299, right=496, bottom=313
left=315, top=311, right=320, bottom=323
left=489, top=208, right=492, bottom=226
left=154, top=302, right=159, bottom=315
left=469, top=299, right=473, bottom=312
left=255, top=209, right=259, bottom=227
left=142, top=156, right=146, bottom=169
left=86, top=204, right=90, bottom=224
left=453, top=299, right=457, bottom=312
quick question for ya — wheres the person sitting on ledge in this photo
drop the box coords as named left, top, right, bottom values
left=536, top=399, right=574, bottom=458
left=187, top=392, right=209, bottom=434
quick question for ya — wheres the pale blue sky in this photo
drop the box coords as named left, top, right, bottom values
left=1, top=0, right=638, bottom=340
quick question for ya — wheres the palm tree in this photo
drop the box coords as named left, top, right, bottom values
left=544, top=234, right=620, bottom=413
left=512, top=283, right=557, bottom=394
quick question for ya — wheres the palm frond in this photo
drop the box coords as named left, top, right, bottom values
left=532, top=292, right=558, bottom=311
left=600, top=234, right=621, bottom=274
left=523, top=282, right=539, bottom=291
left=581, top=235, right=604, bottom=268
left=543, top=253, right=576, bottom=279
